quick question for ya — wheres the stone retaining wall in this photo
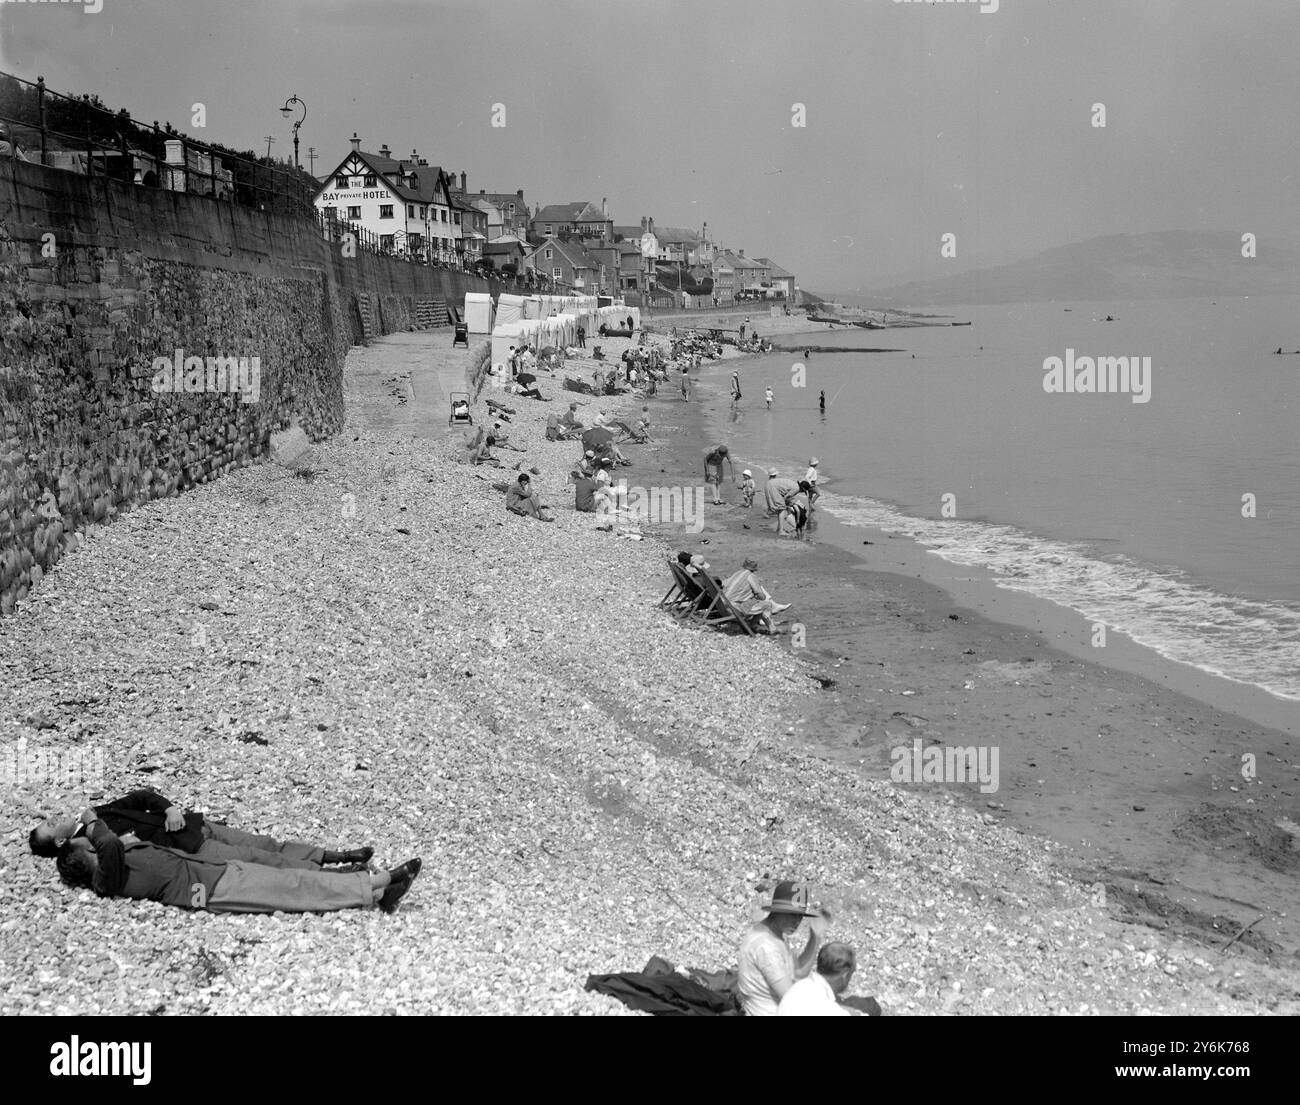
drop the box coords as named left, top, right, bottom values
left=0, top=158, right=488, bottom=614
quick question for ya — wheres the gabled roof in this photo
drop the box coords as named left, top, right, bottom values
left=613, top=225, right=646, bottom=240
left=484, top=239, right=526, bottom=255
left=757, top=258, right=794, bottom=279
left=540, top=236, right=596, bottom=270
left=651, top=225, right=700, bottom=245
left=533, top=202, right=608, bottom=225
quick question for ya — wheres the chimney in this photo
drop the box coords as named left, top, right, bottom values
left=479, top=188, right=486, bottom=195
left=410, top=148, right=418, bottom=162
left=517, top=189, right=524, bottom=199
left=350, top=133, right=361, bottom=153
left=379, top=144, right=391, bottom=159
left=602, top=197, right=608, bottom=217
left=640, top=216, right=647, bottom=232
left=461, top=171, right=467, bottom=192
left=738, top=249, right=745, bottom=257
left=648, top=217, right=655, bottom=234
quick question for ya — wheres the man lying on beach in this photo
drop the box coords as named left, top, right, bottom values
left=57, top=811, right=421, bottom=915
left=778, top=942, right=857, bottom=1017
left=722, top=557, right=792, bottom=632
left=738, top=881, right=829, bottom=1016
left=506, top=473, right=554, bottom=521
left=30, top=788, right=372, bottom=871
left=763, top=469, right=801, bottom=533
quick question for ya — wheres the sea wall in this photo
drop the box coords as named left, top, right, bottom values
left=0, top=158, right=487, bottom=614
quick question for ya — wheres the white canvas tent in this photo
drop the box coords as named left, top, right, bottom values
left=464, top=292, right=496, bottom=335
left=496, top=293, right=527, bottom=326
left=490, top=320, right=545, bottom=373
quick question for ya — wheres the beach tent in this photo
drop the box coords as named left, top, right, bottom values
left=464, top=292, right=496, bottom=335
left=490, top=320, right=543, bottom=372
left=497, top=293, right=527, bottom=326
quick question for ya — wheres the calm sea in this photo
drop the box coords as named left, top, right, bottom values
left=707, top=296, right=1300, bottom=702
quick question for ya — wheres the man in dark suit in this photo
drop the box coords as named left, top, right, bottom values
left=57, top=813, right=420, bottom=915
left=30, top=788, right=372, bottom=870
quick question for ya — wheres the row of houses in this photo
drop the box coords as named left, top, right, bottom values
left=311, top=134, right=797, bottom=305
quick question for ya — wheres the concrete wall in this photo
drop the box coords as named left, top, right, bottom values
left=0, top=158, right=488, bottom=614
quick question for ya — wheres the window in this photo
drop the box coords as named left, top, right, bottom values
left=336, top=176, right=351, bottom=189
left=440, top=209, right=448, bottom=222
left=380, top=235, right=394, bottom=251
left=407, top=205, right=414, bottom=219
left=508, top=203, right=515, bottom=214
left=379, top=205, right=394, bottom=219
left=454, top=212, right=461, bottom=225
left=546, top=225, right=552, bottom=234
left=552, top=267, right=562, bottom=280
left=323, top=205, right=337, bottom=219
left=545, top=248, right=553, bottom=260
left=420, top=206, right=427, bottom=219
left=364, top=174, right=377, bottom=188
left=347, top=206, right=361, bottom=220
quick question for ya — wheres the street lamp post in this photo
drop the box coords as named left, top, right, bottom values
left=279, top=94, right=307, bottom=169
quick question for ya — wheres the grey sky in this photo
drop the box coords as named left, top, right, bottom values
left=3, top=0, right=1296, bottom=292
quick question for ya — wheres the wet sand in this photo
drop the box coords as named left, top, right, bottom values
left=638, top=355, right=1300, bottom=961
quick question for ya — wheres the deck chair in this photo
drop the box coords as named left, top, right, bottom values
left=452, top=322, right=469, bottom=348
left=693, top=571, right=759, bottom=636
left=660, top=560, right=706, bottom=619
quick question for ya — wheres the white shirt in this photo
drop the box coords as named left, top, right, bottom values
left=778, top=972, right=849, bottom=1017
left=737, top=926, right=793, bottom=1017
left=804, top=467, right=818, bottom=484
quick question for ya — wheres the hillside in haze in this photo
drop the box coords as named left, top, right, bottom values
left=838, top=232, right=1300, bottom=307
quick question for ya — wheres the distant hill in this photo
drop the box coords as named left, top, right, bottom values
left=844, top=232, right=1300, bottom=307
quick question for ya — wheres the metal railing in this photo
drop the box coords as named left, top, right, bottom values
left=0, top=69, right=318, bottom=216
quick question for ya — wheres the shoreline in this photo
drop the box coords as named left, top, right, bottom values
left=638, top=352, right=1300, bottom=959
left=3, top=327, right=1297, bottom=1015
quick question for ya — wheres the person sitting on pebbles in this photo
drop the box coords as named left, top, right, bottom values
left=506, top=473, right=555, bottom=522
left=55, top=809, right=421, bottom=915
left=738, top=881, right=830, bottom=1016
left=491, top=420, right=526, bottom=452
left=30, top=788, right=372, bottom=872
left=778, top=942, right=857, bottom=1017
left=721, top=557, right=792, bottom=633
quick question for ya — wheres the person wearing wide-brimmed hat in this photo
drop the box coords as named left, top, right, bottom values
left=737, top=880, right=829, bottom=1017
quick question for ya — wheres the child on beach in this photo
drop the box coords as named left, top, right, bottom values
left=739, top=469, right=756, bottom=509
left=765, top=386, right=774, bottom=410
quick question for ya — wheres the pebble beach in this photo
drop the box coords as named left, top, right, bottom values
left=1, top=328, right=1296, bottom=1016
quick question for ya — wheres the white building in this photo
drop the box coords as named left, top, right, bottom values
left=313, top=135, right=461, bottom=264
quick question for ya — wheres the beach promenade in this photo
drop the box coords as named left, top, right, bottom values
left=1, top=330, right=1296, bottom=1015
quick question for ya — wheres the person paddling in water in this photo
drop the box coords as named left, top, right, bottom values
left=765, top=385, right=774, bottom=410
left=703, top=444, right=735, bottom=505
left=731, top=370, right=742, bottom=409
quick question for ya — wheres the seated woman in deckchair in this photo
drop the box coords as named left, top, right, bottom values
left=721, top=558, right=792, bottom=633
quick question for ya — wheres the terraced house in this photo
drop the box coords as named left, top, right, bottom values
left=314, top=134, right=460, bottom=263
left=525, top=236, right=614, bottom=295
left=529, top=200, right=614, bottom=245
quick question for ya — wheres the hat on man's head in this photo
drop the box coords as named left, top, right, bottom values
left=743, top=557, right=759, bottom=571
left=766, top=467, right=779, bottom=478
left=809, top=457, right=820, bottom=467
left=763, top=881, right=819, bottom=917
